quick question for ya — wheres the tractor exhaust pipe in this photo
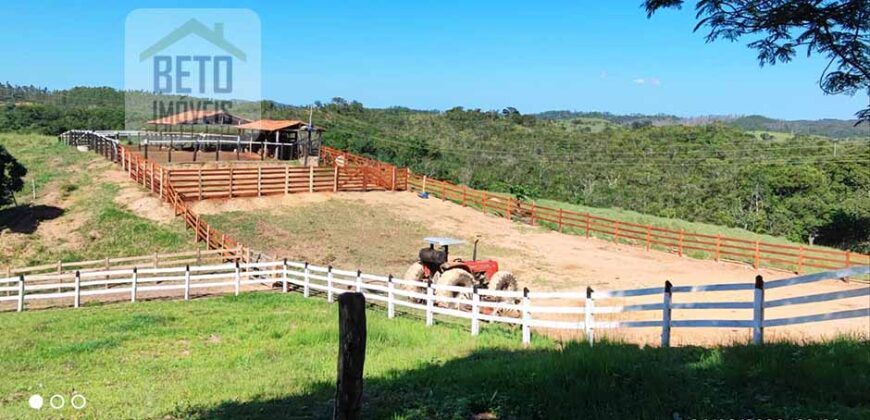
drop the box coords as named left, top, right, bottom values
left=473, top=238, right=479, bottom=261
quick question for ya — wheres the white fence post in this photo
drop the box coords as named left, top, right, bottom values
left=234, top=261, right=241, bottom=296
left=184, top=265, right=191, bottom=301
left=661, top=280, right=673, bottom=348
left=521, top=287, right=531, bottom=346
left=282, top=259, right=289, bottom=293
left=585, top=286, right=595, bottom=346
left=471, top=285, right=480, bottom=336
left=752, top=275, right=765, bottom=345
left=304, top=262, right=310, bottom=298
left=74, top=270, right=81, bottom=308
left=387, top=274, right=395, bottom=319
left=131, top=268, right=138, bottom=303
left=355, top=270, right=362, bottom=293
left=327, top=266, right=334, bottom=303
left=17, top=275, right=24, bottom=312
left=426, top=280, right=434, bottom=327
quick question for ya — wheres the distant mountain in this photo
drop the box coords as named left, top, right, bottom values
left=727, top=115, right=867, bottom=139
left=535, top=110, right=868, bottom=139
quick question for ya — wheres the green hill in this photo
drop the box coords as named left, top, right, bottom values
left=1, top=86, right=868, bottom=252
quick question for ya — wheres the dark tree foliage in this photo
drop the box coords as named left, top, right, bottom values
left=0, top=145, right=27, bottom=206
left=645, top=0, right=870, bottom=125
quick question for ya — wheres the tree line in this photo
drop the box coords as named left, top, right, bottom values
left=0, top=87, right=867, bottom=252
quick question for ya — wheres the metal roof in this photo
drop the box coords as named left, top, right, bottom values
left=423, top=237, right=466, bottom=247
left=146, top=110, right=250, bottom=125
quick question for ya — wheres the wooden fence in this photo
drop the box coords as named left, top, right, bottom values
left=405, top=173, right=870, bottom=273
left=2, top=257, right=866, bottom=347
left=59, top=130, right=244, bottom=258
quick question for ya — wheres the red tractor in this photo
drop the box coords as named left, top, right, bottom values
left=403, top=237, right=519, bottom=310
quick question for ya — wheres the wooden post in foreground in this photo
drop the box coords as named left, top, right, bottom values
left=334, top=292, right=367, bottom=420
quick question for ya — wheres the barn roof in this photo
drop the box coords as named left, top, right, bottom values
left=236, top=119, right=306, bottom=131
left=236, top=119, right=325, bottom=132
left=146, top=110, right=250, bottom=125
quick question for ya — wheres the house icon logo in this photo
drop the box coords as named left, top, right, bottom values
left=139, top=18, right=246, bottom=62
left=123, top=8, right=262, bottom=130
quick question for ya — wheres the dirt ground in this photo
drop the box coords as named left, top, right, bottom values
left=192, top=191, right=870, bottom=346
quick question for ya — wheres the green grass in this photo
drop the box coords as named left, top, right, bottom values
left=1, top=292, right=868, bottom=419
left=0, top=133, right=201, bottom=267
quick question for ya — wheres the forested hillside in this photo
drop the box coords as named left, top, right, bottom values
left=1, top=85, right=868, bottom=252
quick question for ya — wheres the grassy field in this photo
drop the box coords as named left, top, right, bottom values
left=0, top=133, right=200, bottom=268
left=1, top=291, right=868, bottom=419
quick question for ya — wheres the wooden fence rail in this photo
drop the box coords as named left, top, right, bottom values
left=59, top=130, right=245, bottom=261
left=2, top=257, right=866, bottom=347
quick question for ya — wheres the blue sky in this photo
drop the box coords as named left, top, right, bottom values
left=1, top=0, right=866, bottom=119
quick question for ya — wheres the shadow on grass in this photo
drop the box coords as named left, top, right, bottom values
left=170, top=339, right=869, bottom=420
left=0, top=204, right=64, bottom=233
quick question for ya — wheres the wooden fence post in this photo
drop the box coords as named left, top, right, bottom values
left=304, top=262, right=311, bottom=298
left=471, top=285, right=480, bottom=336
left=234, top=261, right=241, bottom=296
left=678, top=229, right=684, bottom=257
left=257, top=167, right=262, bottom=197
left=387, top=274, right=395, bottom=319
left=661, top=281, right=672, bottom=348
left=422, top=175, right=427, bottom=193
left=462, top=185, right=467, bottom=206
left=752, top=275, right=765, bottom=345
left=646, top=224, right=652, bottom=251
left=197, top=168, right=203, bottom=201
left=334, top=292, right=366, bottom=420
left=521, top=287, right=531, bottom=346
left=585, top=213, right=591, bottom=238
left=845, top=251, right=852, bottom=267
left=74, top=270, right=81, bottom=308
left=131, top=268, right=138, bottom=303
left=309, top=165, right=315, bottom=193
left=184, top=265, right=191, bottom=301
left=228, top=164, right=235, bottom=198
left=391, top=166, right=397, bottom=191
left=613, top=220, right=620, bottom=243
left=715, top=234, right=721, bottom=262
left=327, top=266, right=335, bottom=303
left=797, top=245, right=805, bottom=274
left=17, top=275, right=24, bottom=312
left=481, top=191, right=488, bottom=214
left=558, top=208, right=564, bottom=232
left=585, top=286, right=594, bottom=345
left=159, top=169, right=165, bottom=200
left=426, top=280, right=434, bottom=327
left=333, top=166, right=339, bottom=192
left=355, top=269, right=363, bottom=293
left=530, top=203, right=536, bottom=225
left=753, top=240, right=760, bottom=269
left=506, top=198, right=512, bottom=220
left=282, top=259, right=289, bottom=293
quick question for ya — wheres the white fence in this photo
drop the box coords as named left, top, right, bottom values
left=1, top=261, right=867, bottom=346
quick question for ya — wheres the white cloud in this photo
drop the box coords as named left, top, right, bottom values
left=633, top=77, right=662, bottom=86
left=633, top=78, right=646, bottom=84
left=650, top=78, right=661, bottom=86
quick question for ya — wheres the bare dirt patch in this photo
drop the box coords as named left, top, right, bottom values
left=193, top=191, right=869, bottom=345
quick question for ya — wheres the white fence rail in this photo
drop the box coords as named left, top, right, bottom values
left=1, top=261, right=867, bottom=346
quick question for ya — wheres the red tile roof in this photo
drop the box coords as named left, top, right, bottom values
left=236, top=119, right=307, bottom=131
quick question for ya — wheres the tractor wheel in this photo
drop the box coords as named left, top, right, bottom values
left=436, top=269, right=475, bottom=308
left=490, top=271, right=520, bottom=317
left=402, top=262, right=427, bottom=297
